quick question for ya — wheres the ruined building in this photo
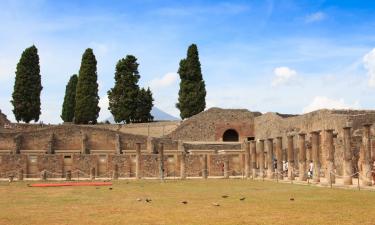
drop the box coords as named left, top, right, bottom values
left=0, top=107, right=374, bottom=186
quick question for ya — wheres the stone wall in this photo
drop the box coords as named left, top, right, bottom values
left=168, top=107, right=260, bottom=142
left=0, top=110, right=10, bottom=126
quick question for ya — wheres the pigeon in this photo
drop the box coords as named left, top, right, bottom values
left=240, top=197, right=246, bottom=201
left=136, top=198, right=142, bottom=202
left=109, top=187, right=113, bottom=190
left=212, top=202, right=220, bottom=206
left=221, top=195, right=229, bottom=198
left=145, top=198, right=152, bottom=203
left=290, top=198, right=294, bottom=201
left=181, top=201, right=188, bottom=204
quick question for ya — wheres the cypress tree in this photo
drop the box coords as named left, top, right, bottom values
left=108, top=55, right=140, bottom=123
left=11, top=45, right=43, bottom=123
left=135, top=87, right=154, bottom=123
left=74, top=48, right=100, bottom=124
left=176, top=44, right=206, bottom=119
left=61, top=74, right=78, bottom=122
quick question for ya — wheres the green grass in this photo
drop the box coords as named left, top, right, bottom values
left=0, top=179, right=374, bottom=225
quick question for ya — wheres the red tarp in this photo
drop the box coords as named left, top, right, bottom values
left=29, top=182, right=112, bottom=187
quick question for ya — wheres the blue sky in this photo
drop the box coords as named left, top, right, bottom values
left=1, top=0, right=375, bottom=123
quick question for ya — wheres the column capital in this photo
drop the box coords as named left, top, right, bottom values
left=363, top=123, right=372, bottom=128
left=298, top=132, right=306, bottom=136
left=310, top=130, right=321, bottom=134
left=324, top=129, right=334, bottom=132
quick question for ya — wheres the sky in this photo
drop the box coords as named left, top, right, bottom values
left=2, top=0, right=375, bottom=123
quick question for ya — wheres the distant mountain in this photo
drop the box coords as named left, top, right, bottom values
left=105, top=106, right=179, bottom=123
left=151, top=107, right=179, bottom=121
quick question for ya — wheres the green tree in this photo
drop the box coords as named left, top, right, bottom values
left=11, top=45, right=43, bottom=123
left=108, top=55, right=140, bottom=123
left=74, top=48, right=100, bottom=124
left=176, top=44, right=206, bottom=119
left=135, top=87, right=154, bottom=123
left=61, top=74, right=78, bottom=122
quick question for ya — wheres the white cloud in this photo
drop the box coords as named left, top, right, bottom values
left=363, top=48, right=375, bottom=87
left=149, top=72, right=178, bottom=89
left=305, top=12, right=326, bottom=23
left=271, top=66, right=297, bottom=87
left=98, top=94, right=111, bottom=121
left=302, top=96, right=360, bottom=113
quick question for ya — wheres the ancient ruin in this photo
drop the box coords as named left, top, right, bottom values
left=0, top=107, right=375, bottom=187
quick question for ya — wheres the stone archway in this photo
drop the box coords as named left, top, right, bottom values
left=222, top=129, right=239, bottom=142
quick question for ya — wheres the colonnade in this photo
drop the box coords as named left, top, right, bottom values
left=243, top=124, right=374, bottom=186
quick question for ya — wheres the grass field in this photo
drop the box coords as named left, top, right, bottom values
left=0, top=179, right=375, bottom=225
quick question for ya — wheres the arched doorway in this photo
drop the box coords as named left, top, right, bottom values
left=222, top=129, right=239, bottom=142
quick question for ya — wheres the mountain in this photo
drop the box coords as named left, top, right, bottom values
left=105, top=106, right=179, bottom=123
left=151, top=107, right=179, bottom=121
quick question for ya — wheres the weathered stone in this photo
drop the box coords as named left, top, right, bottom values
left=298, top=133, right=307, bottom=181
left=311, top=131, right=321, bottom=183
left=343, top=126, right=353, bottom=185
left=244, top=141, right=251, bottom=178
left=223, top=156, right=229, bottom=179
left=258, top=140, right=265, bottom=178
left=266, top=138, right=274, bottom=179
left=66, top=170, right=72, bottom=181
left=202, top=154, right=208, bottom=179
left=250, top=140, right=257, bottom=178
left=361, top=124, right=372, bottom=186
left=287, top=135, right=295, bottom=180
left=324, top=129, right=335, bottom=184
left=158, top=143, right=164, bottom=180
left=136, top=143, right=141, bottom=179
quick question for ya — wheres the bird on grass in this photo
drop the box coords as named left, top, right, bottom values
left=109, top=187, right=113, bottom=190
left=240, top=197, right=246, bottom=201
left=145, top=198, right=152, bottom=203
left=221, top=195, right=229, bottom=198
left=212, top=202, right=220, bottom=206
left=136, top=198, right=142, bottom=202
left=290, top=198, right=294, bottom=201
left=181, top=201, right=188, bottom=204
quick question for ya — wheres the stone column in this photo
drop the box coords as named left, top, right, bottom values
left=298, top=133, right=307, bottom=181
left=250, top=140, right=257, bottom=178
left=40, top=169, right=47, bottom=181
left=244, top=141, right=251, bottom=178
left=325, top=129, right=335, bottom=184
left=147, top=137, right=155, bottom=153
left=343, top=126, right=353, bottom=185
left=115, top=134, right=122, bottom=154
left=287, top=135, right=295, bottom=180
left=66, top=170, right=72, bottom=181
left=47, top=133, right=55, bottom=154
left=158, top=143, right=164, bottom=180
left=17, top=168, right=23, bottom=181
left=311, top=131, right=321, bottom=183
left=136, top=143, right=141, bottom=179
left=90, top=167, right=96, bottom=180
left=259, top=140, right=265, bottom=178
left=223, top=156, right=229, bottom=179
left=179, top=141, right=186, bottom=179
left=276, top=137, right=283, bottom=179
left=113, top=164, right=119, bottom=180
left=202, top=154, right=208, bottom=179
left=13, top=134, right=22, bottom=155
left=361, top=124, right=373, bottom=186
left=266, top=138, right=274, bottom=179
left=81, top=133, right=89, bottom=154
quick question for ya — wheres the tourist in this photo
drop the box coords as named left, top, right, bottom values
left=308, top=161, right=313, bottom=178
